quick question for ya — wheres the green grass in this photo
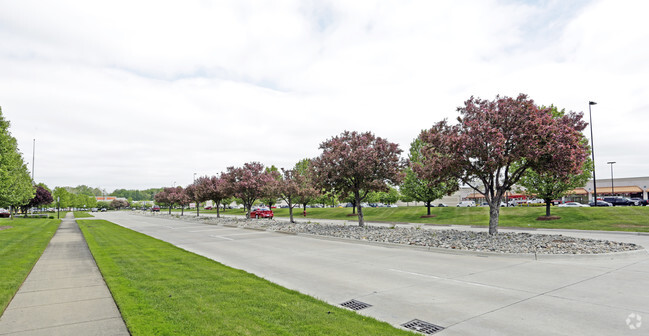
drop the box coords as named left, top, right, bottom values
left=0, top=218, right=60, bottom=313
left=188, top=206, right=649, bottom=232
left=73, top=211, right=94, bottom=218
left=78, top=219, right=415, bottom=336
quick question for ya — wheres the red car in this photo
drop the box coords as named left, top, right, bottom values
left=250, top=207, right=273, bottom=219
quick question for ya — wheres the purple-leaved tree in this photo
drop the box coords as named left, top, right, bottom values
left=311, top=131, right=406, bottom=226
left=414, top=94, right=589, bottom=235
left=223, top=162, right=274, bottom=219
left=195, top=175, right=230, bottom=218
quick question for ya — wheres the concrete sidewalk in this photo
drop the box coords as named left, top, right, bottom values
left=0, top=213, right=129, bottom=336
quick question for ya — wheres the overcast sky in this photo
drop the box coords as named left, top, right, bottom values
left=1, top=0, right=647, bottom=192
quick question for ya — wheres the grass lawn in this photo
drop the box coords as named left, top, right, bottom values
left=78, top=219, right=415, bottom=336
left=186, top=206, right=649, bottom=232
left=0, top=218, right=60, bottom=313
left=73, top=211, right=94, bottom=218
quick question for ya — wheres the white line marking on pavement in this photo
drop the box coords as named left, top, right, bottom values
left=208, top=232, right=270, bottom=241
left=389, top=268, right=509, bottom=290
left=189, top=228, right=226, bottom=232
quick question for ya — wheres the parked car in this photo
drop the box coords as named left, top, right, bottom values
left=436, top=203, right=447, bottom=207
left=558, top=202, right=590, bottom=207
left=100, top=208, right=107, bottom=212
left=204, top=206, right=212, bottom=210
left=457, top=201, right=476, bottom=207
left=589, top=200, right=612, bottom=207
left=0, top=209, right=10, bottom=218
left=250, top=207, right=273, bottom=219
left=91, top=208, right=98, bottom=212
left=151, top=205, right=160, bottom=212
left=602, top=197, right=635, bottom=206
left=630, top=198, right=648, bottom=206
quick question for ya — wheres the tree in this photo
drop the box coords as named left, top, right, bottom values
left=170, top=186, right=190, bottom=215
left=184, top=182, right=203, bottom=216
left=154, top=188, right=175, bottom=214
left=311, top=131, right=406, bottom=226
left=52, top=187, right=72, bottom=209
left=294, top=159, right=320, bottom=212
left=415, top=94, right=589, bottom=234
left=277, top=168, right=301, bottom=223
left=401, top=138, right=459, bottom=215
left=260, top=166, right=281, bottom=209
left=110, top=199, right=128, bottom=210
left=0, top=107, right=34, bottom=217
left=20, top=185, right=53, bottom=215
left=195, top=175, right=230, bottom=218
left=516, top=106, right=594, bottom=217
left=223, top=162, right=274, bottom=219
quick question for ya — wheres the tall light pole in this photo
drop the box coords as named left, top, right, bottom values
left=31, top=139, right=35, bottom=182
left=588, top=101, right=597, bottom=203
left=607, top=161, right=616, bottom=196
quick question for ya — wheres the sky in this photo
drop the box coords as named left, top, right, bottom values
left=1, top=0, right=648, bottom=192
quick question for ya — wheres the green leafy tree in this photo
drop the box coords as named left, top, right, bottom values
left=0, top=107, right=34, bottom=217
left=402, top=138, right=458, bottom=215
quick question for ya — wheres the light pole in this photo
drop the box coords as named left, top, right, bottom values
left=607, top=161, right=616, bottom=196
left=588, top=101, right=597, bottom=203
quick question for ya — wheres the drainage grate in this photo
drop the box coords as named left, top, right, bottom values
left=401, top=319, right=445, bottom=335
left=340, top=299, right=372, bottom=311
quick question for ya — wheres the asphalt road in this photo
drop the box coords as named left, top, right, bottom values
left=94, top=211, right=649, bottom=335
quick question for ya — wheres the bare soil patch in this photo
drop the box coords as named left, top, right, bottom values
left=346, top=214, right=358, bottom=217
left=420, top=215, right=437, bottom=218
left=0, top=226, right=13, bottom=231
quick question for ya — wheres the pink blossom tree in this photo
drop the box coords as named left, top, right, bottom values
left=154, top=188, right=173, bottom=214
left=195, top=175, right=230, bottom=218
left=311, top=131, right=406, bottom=226
left=294, top=158, right=320, bottom=212
left=169, top=186, right=190, bottom=216
left=414, top=94, right=589, bottom=235
left=223, top=162, right=274, bottom=219
left=184, top=182, right=203, bottom=216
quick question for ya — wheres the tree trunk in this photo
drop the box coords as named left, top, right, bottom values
left=488, top=203, right=499, bottom=235
left=544, top=198, right=552, bottom=217
left=196, top=203, right=200, bottom=217
left=216, top=201, right=221, bottom=218
left=289, top=203, right=294, bottom=223
left=427, top=201, right=431, bottom=215
left=355, top=191, right=364, bottom=227
left=168, top=205, right=171, bottom=215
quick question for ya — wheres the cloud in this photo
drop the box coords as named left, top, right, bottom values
left=0, top=0, right=647, bottom=191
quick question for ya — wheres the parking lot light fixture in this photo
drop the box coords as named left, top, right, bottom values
left=589, top=101, right=597, bottom=202
left=607, top=161, right=616, bottom=195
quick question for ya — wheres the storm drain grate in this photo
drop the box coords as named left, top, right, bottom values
left=340, top=299, right=372, bottom=311
left=401, top=319, right=445, bottom=335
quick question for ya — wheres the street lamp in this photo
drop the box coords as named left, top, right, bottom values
left=588, top=101, right=597, bottom=202
left=607, top=161, right=616, bottom=196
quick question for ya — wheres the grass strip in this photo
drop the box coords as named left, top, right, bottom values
left=78, top=219, right=415, bottom=336
left=0, top=218, right=60, bottom=313
left=73, top=211, right=94, bottom=218
left=176, top=206, right=649, bottom=232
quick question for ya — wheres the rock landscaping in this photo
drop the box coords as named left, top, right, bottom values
left=141, top=212, right=642, bottom=255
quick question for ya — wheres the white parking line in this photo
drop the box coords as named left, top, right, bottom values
left=208, top=232, right=269, bottom=241
left=189, top=228, right=226, bottom=232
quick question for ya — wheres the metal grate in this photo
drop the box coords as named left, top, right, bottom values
left=340, top=299, right=372, bottom=311
left=401, top=319, right=445, bottom=335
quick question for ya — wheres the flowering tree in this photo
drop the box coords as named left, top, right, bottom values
left=312, top=131, right=406, bottom=226
left=110, top=199, right=129, bottom=210
left=401, top=138, right=459, bottom=215
left=415, top=94, right=589, bottom=234
left=260, top=166, right=281, bottom=209
left=223, top=162, right=274, bottom=218
left=154, top=188, right=174, bottom=214
left=184, top=182, right=203, bottom=216
left=195, top=175, right=230, bottom=218
left=277, top=169, right=301, bottom=223
left=169, top=186, right=190, bottom=216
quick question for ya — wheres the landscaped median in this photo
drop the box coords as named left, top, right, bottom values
left=185, top=206, right=649, bottom=232
left=77, top=219, right=417, bottom=335
left=0, top=218, right=60, bottom=313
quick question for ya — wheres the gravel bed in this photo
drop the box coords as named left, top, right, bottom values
left=141, top=212, right=642, bottom=255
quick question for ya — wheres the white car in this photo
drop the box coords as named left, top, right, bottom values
left=457, top=201, right=476, bottom=207
left=558, top=202, right=590, bottom=207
